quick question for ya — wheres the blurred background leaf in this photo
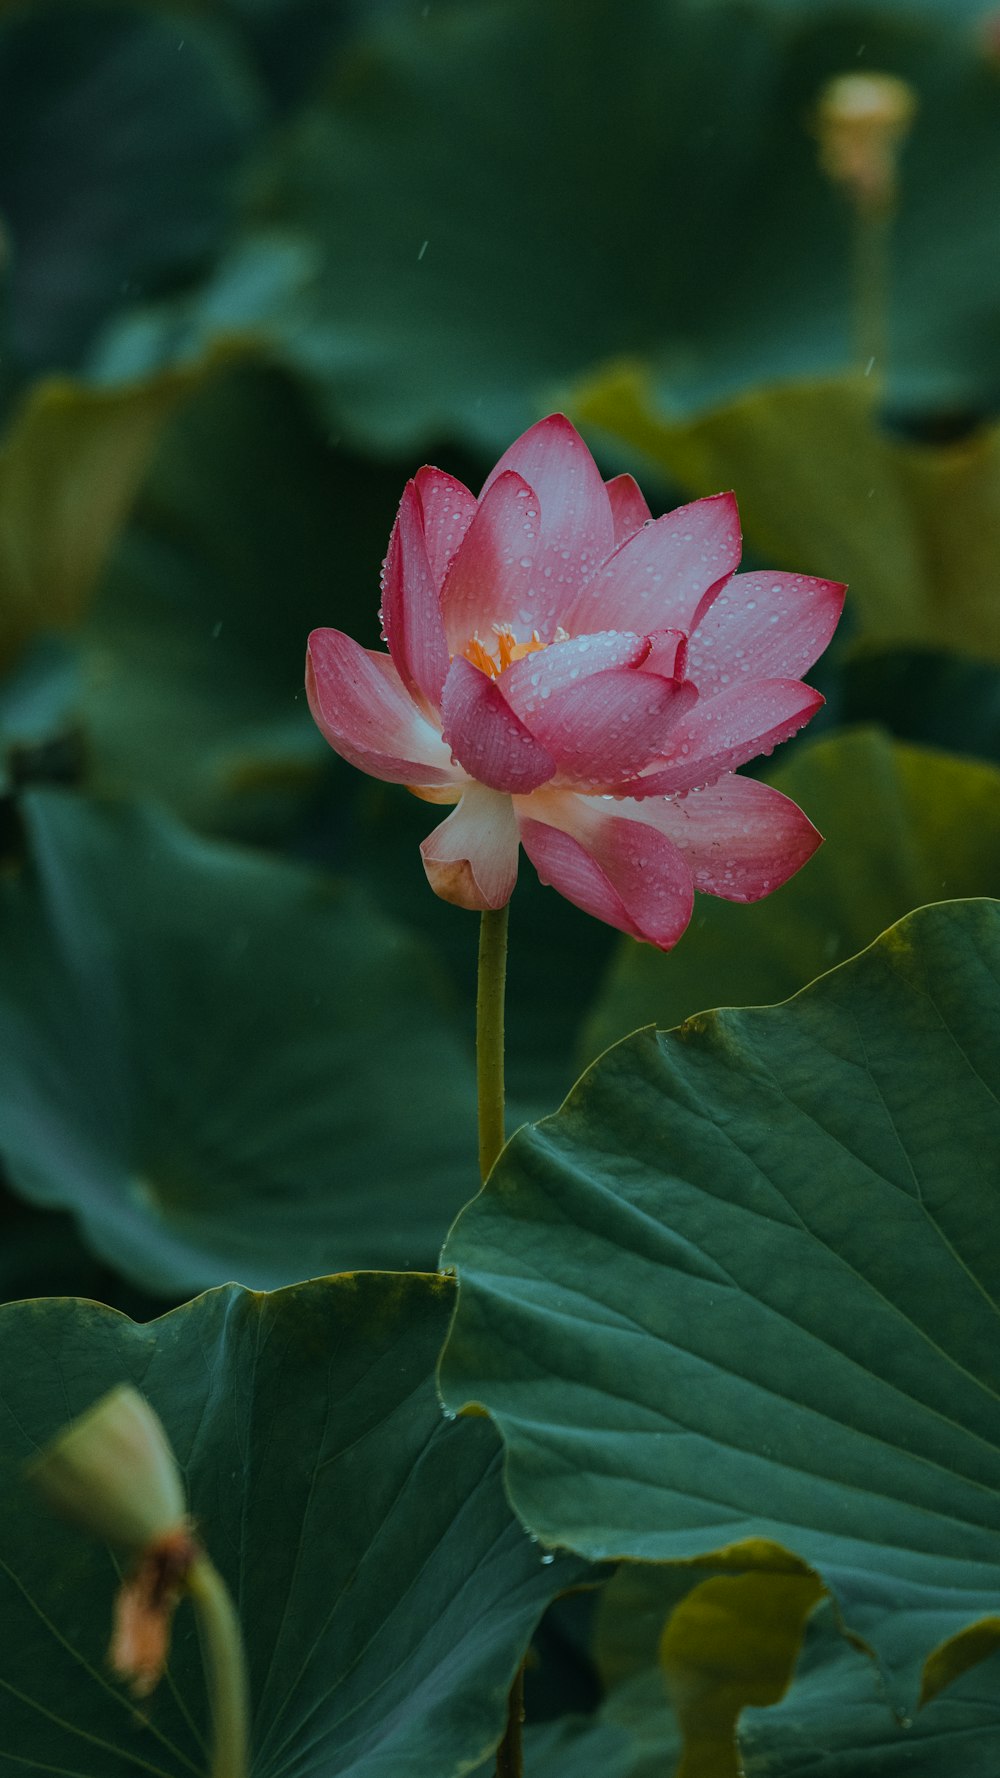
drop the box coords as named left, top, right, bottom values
left=76, top=358, right=392, bottom=838
left=0, top=367, right=198, bottom=677
left=87, top=0, right=1000, bottom=449
left=0, top=0, right=263, bottom=389
left=841, top=645, right=1000, bottom=761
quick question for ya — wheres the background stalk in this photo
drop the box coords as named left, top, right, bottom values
left=813, top=72, right=916, bottom=379
left=852, top=202, right=890, bottom=377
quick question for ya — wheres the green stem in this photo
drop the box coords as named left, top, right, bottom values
left=476, top=903, right=509, bottom=1182
left=495, top=1663, right=525, bottom=1778
left=476, top=902, right=522, bottom=1778
left=186, top=1552, right=250, bottom=1778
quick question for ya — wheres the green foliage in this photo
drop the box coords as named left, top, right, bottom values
left=0, top=2, right=262, bottom=385
left=1, top=0, right=999, bottom=1766
left=0, top=1184, right=110, bottom=1304
left=842, top=646, right=1000, bottom=762
left=90, top=0, right=1000, bottom=447
left=0, top=788, right=479, bottom=1292
left=740, top=1602, right=1000, bottom=1775
left=660, top=1565, right=826, bottom=1778
left=520, top=1674, right=681, bottom=1778
left=76, top=359, right=404, bottom=837
left=441, top=901, right=1000, bottom=1709
left=585, top=727, right=1000, bottom=1056
left=574, top=365, right=1000, bottom=662
left=590, top=1553, right=822, bottom=1778
left=0, top=1272, right=584, bottom=1774
left=0, top=368, right=197, bottom=675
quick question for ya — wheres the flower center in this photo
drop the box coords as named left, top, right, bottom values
left=463, top=623, right=567, bottom=678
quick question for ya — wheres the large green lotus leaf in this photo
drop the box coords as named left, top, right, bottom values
left=740, top=1600, right=1000, bottom=1776
left=842, top=647, right=1000, bottom=764
left=573, top=365, right=1000, bottom=662
left=0, top=1272, right=584, bottom=1775
left=0, top=787, right=479, bottom=1294
left=80, top=360, right=410, bottom=838
left=88, top=0, right=1000, bottom=450
left=0, top=1, right=261, bottom=381
left=0, top=368, right=199, bottom=676
left=584, top=729, right=1000, bottom=1060
left=439, top=900, right=1000, bottom=1707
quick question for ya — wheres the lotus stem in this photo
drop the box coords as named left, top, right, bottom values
left=476, top=903, right=509, bottom=1181
left=475, top=900, right=523, bottom=1776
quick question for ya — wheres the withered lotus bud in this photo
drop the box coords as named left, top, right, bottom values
left=814, top=73, right=917, bottom=213
left=29, top=1385, right=187, bottom=1552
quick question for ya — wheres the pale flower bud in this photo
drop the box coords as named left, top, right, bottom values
left=814, top=73, right=918, bottom=213
left=29, top=1384, right=187, bottom=1553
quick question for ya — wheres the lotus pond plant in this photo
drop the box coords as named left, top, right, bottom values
left=307, top=415, right=844, bottom=948
left=32, top=415, right=846, bottom=1778
left=9, top=5, right=1000, bottom=1775
left=303, top=414, right=844, bottom=1768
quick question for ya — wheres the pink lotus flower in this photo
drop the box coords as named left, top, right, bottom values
left=307, top=416, right=843, bottom=950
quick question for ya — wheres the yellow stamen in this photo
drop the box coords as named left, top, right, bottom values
left=497, top=625, right=547, bottom=671
left=464, top=636, right=497, bottom=676
left=463, top=625, right=551, bottom=678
